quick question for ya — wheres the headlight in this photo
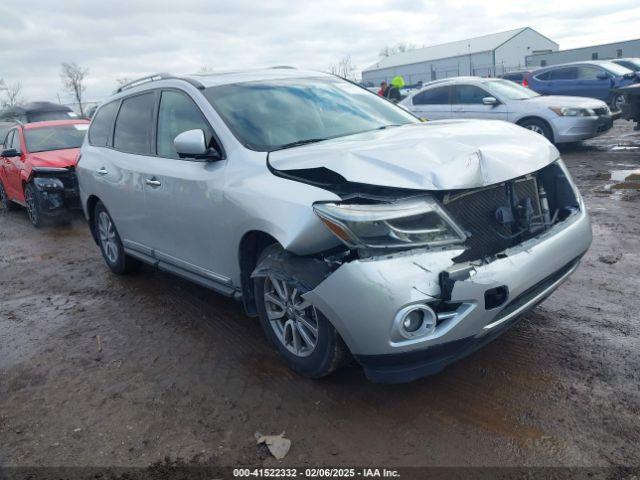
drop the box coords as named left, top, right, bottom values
left=313, top=196, right=467, bottom=249
left=33, top=177, right=65, bottom=192
left=549, top=107, right=595, bottom=117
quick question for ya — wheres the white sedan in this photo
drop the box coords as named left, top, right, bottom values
left=399, top=77, right=613, bottom=144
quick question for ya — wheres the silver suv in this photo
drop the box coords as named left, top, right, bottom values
left=78, top=69, right=592, bottom=383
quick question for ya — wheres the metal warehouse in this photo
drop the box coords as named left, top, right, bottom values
left=362, top=27, right=558, bottom=87
left=526, top=38, right=640, bottom=67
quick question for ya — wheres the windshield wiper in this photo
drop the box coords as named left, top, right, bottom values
left=270, top=138, right=327, bottom=152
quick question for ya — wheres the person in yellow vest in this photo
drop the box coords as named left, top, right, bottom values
left=385, top=75, right=405, bottom=102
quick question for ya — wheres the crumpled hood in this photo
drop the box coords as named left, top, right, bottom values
left=527, top=95, right=608, bottom=109
left=269, top=120, right=559, bottom=191
left=29, top=148, right=80, bottom=169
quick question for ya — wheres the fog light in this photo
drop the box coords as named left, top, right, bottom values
left=403, top=310, right=424, bottom=332
left=396, top=304, right=438, bottom=339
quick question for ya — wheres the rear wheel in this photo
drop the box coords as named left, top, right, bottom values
left=519, top=118, right=553, bottom=142
left=254, top=247, right=347, bottom=378
left=94, top=201, right=139, bottom=274
left=0, top=180, right=17, bottom=211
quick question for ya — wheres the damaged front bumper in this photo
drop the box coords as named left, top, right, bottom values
left=31, top=167, right=81, bottom=217
left=304, top=207, right=592, bottom=383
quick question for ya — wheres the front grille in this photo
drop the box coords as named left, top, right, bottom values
left=444, top=177, right=542, bottom=262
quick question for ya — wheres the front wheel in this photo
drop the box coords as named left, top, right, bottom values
left=519, top=118, right=553, bottom=143
left=24, top=183, right=44, bottom=227
left=611, top=94, right=625, bottom=112
left=0, top=180, right=17, bottom=211
left=254, top=248, right=347, bottom=378
left=94, top=201, right=139, bottom=274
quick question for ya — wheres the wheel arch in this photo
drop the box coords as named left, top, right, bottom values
left=238, top=230, right=280, bottom=316
left=516, top=116, right=555, bottom=143
left=86, top=194, right=101, bottom=245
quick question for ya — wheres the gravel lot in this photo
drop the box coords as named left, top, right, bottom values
left=1, top=121, right=639, bottom=470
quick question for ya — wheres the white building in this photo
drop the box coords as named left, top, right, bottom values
left=526, top=38, right=640, bottom=67
left=362, top=27, right=558, bottom=87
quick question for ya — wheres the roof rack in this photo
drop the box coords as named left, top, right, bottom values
left=270, top=66, right=296, bottom=69
left=115, top=73, right=205, bottom=93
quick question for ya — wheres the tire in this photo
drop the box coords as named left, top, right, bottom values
left=0, top=180, right=17, bottom=211
left=93, top=201, right=139, bottom=274
left=254, top=246, right=348, bottom=378
left=611, top=94, right=625, bottom=112
left=519, top=118, right=553, bottom=143
left=24, top=182, right=45, bottom=228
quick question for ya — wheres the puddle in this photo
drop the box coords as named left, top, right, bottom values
left=610, top=146, right=640, bottom=151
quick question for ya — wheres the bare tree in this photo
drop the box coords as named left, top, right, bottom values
left=329, top=55, right=357, bottom=81
left=0, top=80, right=24, bottom=109
left=379, top=42, right=418, bottom=58
left=60, top=62, right=88, bottom=117
left=115, top=77, right=133, bottom=87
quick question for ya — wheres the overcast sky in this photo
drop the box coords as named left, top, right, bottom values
left=1, top=0, right=639, bottom=104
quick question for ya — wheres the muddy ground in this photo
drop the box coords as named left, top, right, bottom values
left=1, top=121, right=639, bottom=470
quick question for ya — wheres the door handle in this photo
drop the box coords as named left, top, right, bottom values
left=145, top=178, right=161, bottom=187
left=96, top=167, right=108, bottom=175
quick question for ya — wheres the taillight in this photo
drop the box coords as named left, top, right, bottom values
left=522, top=77, right=529, bottom=88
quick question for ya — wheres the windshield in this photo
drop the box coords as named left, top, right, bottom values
left=25, top=124, right=88, bottom=153
left=602, top=62, right=634, bottom=76
left=484, top=80, right=539, bottom=100
left=203, top=76, right=418, bottom=151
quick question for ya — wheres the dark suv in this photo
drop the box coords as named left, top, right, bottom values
left=527, top=61, right=639, bottom=111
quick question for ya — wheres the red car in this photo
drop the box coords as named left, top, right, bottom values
left=0, top=119, right=89, bottom=227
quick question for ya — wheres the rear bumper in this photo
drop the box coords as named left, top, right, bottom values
left=553, top=115, right=613, bottom=143
left=304, top=207, right=592, bottom=383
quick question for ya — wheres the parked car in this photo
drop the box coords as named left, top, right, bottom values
left=0, top=119, right=89, bottom=226
left=497, top=69, right=533, bottom=86
left=0, top=122, right=14, bottom=148
left=77, top=70, right=591, bottom=383
left=0, top=101, right=79, bottom=124
left=399, top=77, right=612, bottom=143
left=527, top=61, right=639, bottom=111
left=611, top=57, right=640, bottom=72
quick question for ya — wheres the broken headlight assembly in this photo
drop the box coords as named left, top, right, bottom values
left=313, top=196, right=467, bottom=250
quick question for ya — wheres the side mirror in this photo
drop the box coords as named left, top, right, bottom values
left=173, top=129, right=220, bottom=161
left=482, top=96, right=499, bottom=106
left=1, top=148, right=20, bottom=158
left=596, top=72, right=609, bottom=80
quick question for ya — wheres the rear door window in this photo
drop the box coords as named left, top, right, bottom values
left=89, top=101, right=119, bottom=147
left=412, top=87, right=450, bottom=105
left=113, top=92, right=156, bottom=155
left=550, top=67, right=577, bottom=81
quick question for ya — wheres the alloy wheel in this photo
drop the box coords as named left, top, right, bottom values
left=0, top=183, right=7, bottom=210
left=263, top=275, right=319, bottom=357
left=527, top=124, right=545, bottom=135
left=97, top=211, right=119, bottom=264
left=25, top=187, right=39, bottom=225
left=614, top=95, right=625, bottom=111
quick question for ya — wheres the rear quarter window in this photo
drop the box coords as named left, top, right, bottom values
left=88, top=101, right=119, bottom=147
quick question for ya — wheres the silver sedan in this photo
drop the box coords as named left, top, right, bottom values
left=399, top=77, right=613, bottom=143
